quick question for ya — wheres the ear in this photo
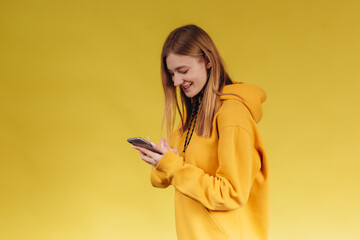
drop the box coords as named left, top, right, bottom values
left=206, top=61, right=211, bottom=69
left=204, top=56, right=211, bottom=69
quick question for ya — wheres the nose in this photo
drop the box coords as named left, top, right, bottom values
left=173, top=74, right=184, bottom=87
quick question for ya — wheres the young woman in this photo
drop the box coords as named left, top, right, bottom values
left=131, top=24, right=269, bottom=240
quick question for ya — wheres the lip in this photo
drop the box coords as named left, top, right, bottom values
left=182, top=84, right=192, bottom=92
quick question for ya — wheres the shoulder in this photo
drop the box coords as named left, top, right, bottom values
left=216, top=99, right=255, bottom=132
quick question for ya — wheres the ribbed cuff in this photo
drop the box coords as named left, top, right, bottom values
left=155, top=150, right=183, bottom=176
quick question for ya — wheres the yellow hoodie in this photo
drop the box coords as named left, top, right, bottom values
left=151, top=83, right=268, bottom=240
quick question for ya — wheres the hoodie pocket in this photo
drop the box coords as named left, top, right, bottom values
left=205, top=208, right=227, bottom=239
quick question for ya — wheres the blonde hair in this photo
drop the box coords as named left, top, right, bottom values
left=161, top=24, right=235, bottom=138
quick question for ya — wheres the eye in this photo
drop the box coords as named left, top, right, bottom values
left=180, top=70, right=189, bottom=74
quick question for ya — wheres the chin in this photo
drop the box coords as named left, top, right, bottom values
left=182, top=87, right=201, bottom=98
left=184, top=91, right=198, bottom=98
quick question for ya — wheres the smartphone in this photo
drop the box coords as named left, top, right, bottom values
left=127, top=137, right=162, bottom=154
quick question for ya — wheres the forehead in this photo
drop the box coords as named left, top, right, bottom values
left=166, top=53, right=200, bottom=70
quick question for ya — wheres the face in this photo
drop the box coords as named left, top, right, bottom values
left=166, top=53, right=210, bottom=98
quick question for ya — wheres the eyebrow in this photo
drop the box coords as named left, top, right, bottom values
left=168, top=65, right=189, bottom=72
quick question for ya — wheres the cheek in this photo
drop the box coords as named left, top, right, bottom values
left=190, top=66, right=208, bottom=85
left=199, top=70, right=208, bottom=84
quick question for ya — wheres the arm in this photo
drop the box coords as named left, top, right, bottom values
left=150, top=167, right=170, bottom=188
left=149, top=134, right=179, bottom=189
left=155, top=126, right=261, bottom=210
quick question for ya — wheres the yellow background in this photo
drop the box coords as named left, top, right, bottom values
left=1, top=0, right=359, bottom=239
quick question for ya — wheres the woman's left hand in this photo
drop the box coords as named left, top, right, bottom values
left=131, top=137, right=173, bottom=167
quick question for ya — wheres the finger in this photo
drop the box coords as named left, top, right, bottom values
left=133, top=145, right=160, bottom=158
left=132, top=146, right=157, bottom=166
left=162, top=138, right=170, bottom=148
left=139, top=151, right=156, bottom=166
left=131, top=145, right=148, bottom=155
left=160, top=138, right=164, bottom=148
left=152, top=143, right=168, bottom=155
left=147, top=136, right=159, bottom=148
left=139, top=151, right=155, bottom=165
left=143, top=138, right=165, bottom=155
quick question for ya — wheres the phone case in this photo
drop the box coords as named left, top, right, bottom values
left=127, top=137, right=162, bottom=154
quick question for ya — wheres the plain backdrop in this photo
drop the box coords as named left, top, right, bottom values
left=1, top=0, right=360, bottom=239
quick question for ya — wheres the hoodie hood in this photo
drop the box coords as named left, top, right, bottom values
left=220, top=82, right=267, bottom=123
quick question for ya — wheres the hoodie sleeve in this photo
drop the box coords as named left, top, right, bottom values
left=149, top=130, right=180, bottom=188
left=150, top=167, right=170, bottom=188
left=155, top=124, right=261, bottom=211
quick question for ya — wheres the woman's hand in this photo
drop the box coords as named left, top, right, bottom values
left=131, top=137, right=179, bottom=167
left=159, top=137, right=179, bottom=156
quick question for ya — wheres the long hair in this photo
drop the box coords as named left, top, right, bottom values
left=161, top=24, right=234, bottom=138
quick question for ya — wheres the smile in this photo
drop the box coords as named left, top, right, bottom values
left=182, top=84, right=192, bottom=91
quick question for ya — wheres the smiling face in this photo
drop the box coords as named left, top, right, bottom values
left=166, top=53, right=210, bottom=98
